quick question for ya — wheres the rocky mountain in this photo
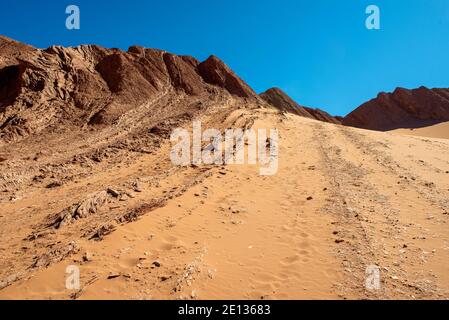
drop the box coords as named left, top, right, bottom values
left=0, top=35, right=258, bottom=144
left=343, top=87, right=449, bottom=130
left=260, top=87, right=340, bottom=124
left=2, top=37, right=449, bottom=300
left=0, top=36, right=266, bottom=287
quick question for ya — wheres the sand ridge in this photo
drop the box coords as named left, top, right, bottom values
left=390, top=121, right=449, bottom=140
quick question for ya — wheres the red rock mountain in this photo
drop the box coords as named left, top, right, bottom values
left=0, top=36, right=258, bottom=144
left=3, top=35, right=448, bottom=142
left=0, top=36, right=267, bottom=288
left=260, top=87, right=340, bottom=124
left=343, top=87, right=449, bottom=130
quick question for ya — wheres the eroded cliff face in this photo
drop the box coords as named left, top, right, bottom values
left=260, top=87, right=340, bottom=124
left=343, top=87, right=449, bottom=130
left=0, top=36, right=258, bottom=143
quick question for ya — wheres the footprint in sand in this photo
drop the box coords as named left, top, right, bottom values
left=280, top=254, right=301, bottom=265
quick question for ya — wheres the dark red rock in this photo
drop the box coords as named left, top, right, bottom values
left=0, top=37, right=257, bottom=142
left=162, top=53, right=205, bottom=95
left=260, top=87, right=340, bottom=124
left=343, top=87, right=449, bottom=130
left=198, top=55, right=256, bottom=98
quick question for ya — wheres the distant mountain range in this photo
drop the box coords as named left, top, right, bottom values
left=259, top=87, right=341, bottom=124
left=1, top=35, right=448, bottom=139
left=343, top=87, right=449, bottom=130
left=259, top=87, right=449, bottom=131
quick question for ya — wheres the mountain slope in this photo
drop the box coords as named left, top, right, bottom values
left=1, top=109, right=449, bottom=299
left=0, top=36, right=265, bottom=291
left=260, top=87, right=340, bottom=124
left=1, top=37, right=449, bottom=300
left=343, top=87, right=449, bottom=131
left=0, top=36, right=259, bottom=144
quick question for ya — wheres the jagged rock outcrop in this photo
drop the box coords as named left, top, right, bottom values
left=198, top=55, right=256, bottom=98
left=260, top=87, right=340, bottom=124
left=0, top=36, right=257, bottom=142
left=343, top=87, right=449, bottom=130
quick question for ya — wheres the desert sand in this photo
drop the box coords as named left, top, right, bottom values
left=1, top=36, right=449, bottom=300
left=390, top=121, right=449, bottom=140
left=1, top=108, right=448, bottom=300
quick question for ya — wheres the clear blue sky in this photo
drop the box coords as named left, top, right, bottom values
left=1, top=0, right=449, bottom=116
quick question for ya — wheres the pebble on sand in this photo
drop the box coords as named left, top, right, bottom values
left=152, top=260, right=161, bottom=267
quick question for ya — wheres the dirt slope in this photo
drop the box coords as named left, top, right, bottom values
left=1, top=107, right=448, bottom=300
left=1, top=37, right=449, bottom=300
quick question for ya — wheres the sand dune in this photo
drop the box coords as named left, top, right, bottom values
left=1, top=108, right=449, bottom=300
left=390, top=121, right=449, bottom=140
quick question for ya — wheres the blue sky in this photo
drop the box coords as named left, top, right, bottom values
left=1, top=0, right=449, bottom=116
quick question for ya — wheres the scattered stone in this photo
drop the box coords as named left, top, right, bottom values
left=306, top=196, right=313, bottom=201
left=107, top=273, right=121, bottom=279
left=107, top=188, right=121, bottom=198
left=132, top=181, right=143, bottom=192
left=126, top=192, right=136, bottom=199
left=89, top=223, right=117, bottom=241
left=160, top=275, right=170, bottom=281
left=335, top=239, right=345, bottom=244
left=152, top=260, right=161, bottom=267
left=0, top=273, right=20, bottom=290
left=229, top=206, right=245, bottom=214
left=32, top=240, right=80, bottom=269
left=46, top=181, right=62, bottom=189
left=9, top=195, right=21, bottom=202
left=119, top=194, right=129, bottom=202
left=51, top=191, right=111, bottom=229
left=83, top=251, right=93, bottom=262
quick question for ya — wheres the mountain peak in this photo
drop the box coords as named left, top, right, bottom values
left=343, top=87, right=449, bottom=130
left=0, top=37, right=257, bottom=142
left=198, top=55, right=256, bottom=98
left=260, top=87, right=340, bottom=124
